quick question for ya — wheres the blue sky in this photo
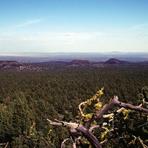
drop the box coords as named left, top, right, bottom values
left=0, top=0, right=148, bottom=54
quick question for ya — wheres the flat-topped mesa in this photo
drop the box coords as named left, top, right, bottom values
left=69, top=59, right=90, bottom=66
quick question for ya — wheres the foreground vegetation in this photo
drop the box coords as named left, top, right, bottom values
left=0, top=66, right=148, bottom=147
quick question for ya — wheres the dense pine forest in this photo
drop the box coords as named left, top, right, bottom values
left=0, top=66, right=148, bottom=147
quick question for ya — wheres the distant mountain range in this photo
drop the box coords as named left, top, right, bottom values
left=0, top=52, right=148, bottom=63
left=0, top=58, right=148, bottom=71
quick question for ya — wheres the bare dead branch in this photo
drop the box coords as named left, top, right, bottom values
left=89, top=125, right=100, bottom=132
left=47, top=119, right=102, bottom=148
left=72, top=142, right=77, bottom=148
left=94, top=96, right=117, bottom=120
left=76, top=125, right=102, bottom=148
left=61, top=138, right=72, bottom=148
left=94, top=96, right=148, bottom=120
left=138, top=137, right=148, bottom=148
left=48, top=96, right=148, bottom=148
left=116, top=100, right=148, bottom=113
left=4, top=142, right=9, bottom=148
left=47, top=119, right=79, bottom=129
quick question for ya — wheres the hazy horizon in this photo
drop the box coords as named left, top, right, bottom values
left=0, top=51, right=148, bottom=63
left=0, top=51, right=148, bottom=58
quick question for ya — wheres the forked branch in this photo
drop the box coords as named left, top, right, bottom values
left=47, top=96, right=148, bottom=148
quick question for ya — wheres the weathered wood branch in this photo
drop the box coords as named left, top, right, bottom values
left=60, top=137, right=77, bottom=148
left=47, top=96, right=148, bottom=148
left=47, top=119, right=102, bottom=148
left=47, top=119, right=79, bottom=129
left=89, top=125, right=100, bottom=132
left=94, top=96, right=148, bottom=120
left=76, top=125, right=102, bottom=148
left=115, top=97, right=148, bottom=113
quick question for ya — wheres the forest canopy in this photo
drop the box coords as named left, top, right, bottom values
left=0, top=66, right=148, bottom=147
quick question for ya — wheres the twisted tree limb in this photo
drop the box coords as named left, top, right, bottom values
left=61, top=138, right=75, bottom=148
left=94, top=96, right=148, bottom=120
left=47, top=119, right=102, bottom=148
left=47, top=96, right=148, bottom=148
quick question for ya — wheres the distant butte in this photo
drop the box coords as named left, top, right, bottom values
left=104, top=58, right=129, bottom=64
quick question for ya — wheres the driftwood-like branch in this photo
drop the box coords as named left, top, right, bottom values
left=76, top=125, right=102, bottom=148
left=47, top=119, right=102, bottom=148
left=61, top=138, right=72, bottom=148
left=61, top=137, right=77, bottom=148
left=115, top=98, right=148, bottom=113
left=47, top=96, right=148, bottom=148
left=94, top=96, right=148, bottom=120
left=61, top=138, right=70, bottom=148
left=138, top=137, right=148, bottom=148
left=0, top=142, right=9, bottom=148
left=4, top=142, right=9, bottom=148
left=89, top=125, right=100, bottom=132
left=47, top=119, right=79, bottom=129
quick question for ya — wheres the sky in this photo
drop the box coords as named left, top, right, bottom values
left=0, top=0, right=148, bottom=54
